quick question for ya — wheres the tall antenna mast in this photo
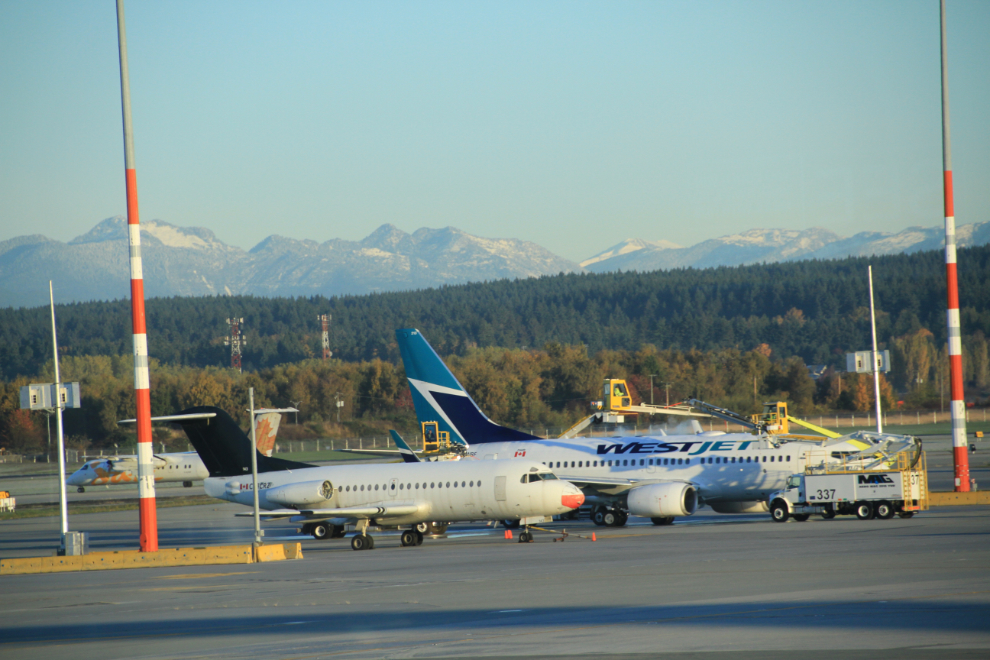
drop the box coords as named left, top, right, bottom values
left=318, top=314, right=332, bottom=361
left=116, top=0, right=157, bottom=551
left=940, top=0, right=969, bottom=492
left=225, top=318, right=244, bottom=372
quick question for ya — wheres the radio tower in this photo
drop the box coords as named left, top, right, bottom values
left=318, top=314, right=332, bottom=360
left=225, top=318, right=245, bottom=372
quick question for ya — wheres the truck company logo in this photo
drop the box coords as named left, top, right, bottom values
left=858, top=474, right=895, bottom=485
left=596, top=440, right=753, bottom=455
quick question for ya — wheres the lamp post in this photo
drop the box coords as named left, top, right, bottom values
left=290, top=401, right=301, bottom=424
left=648, top=374, right=658, bottom=405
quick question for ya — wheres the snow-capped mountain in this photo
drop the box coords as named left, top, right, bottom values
left=0, top=217, right=581, bottom=308
left=583, top=223, right=990, bottom=273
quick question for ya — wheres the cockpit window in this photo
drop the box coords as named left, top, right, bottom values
left=524, top=472, right=558, bottom=483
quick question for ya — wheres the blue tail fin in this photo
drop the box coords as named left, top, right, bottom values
left=389, top=430, right=421, bottom=463
left=395, top=329, right=540, bottom=445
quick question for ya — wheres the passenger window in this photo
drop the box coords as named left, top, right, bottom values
left=623, top=460, right=628, bottom=466
left=578, top=461, right=583, bottom=468
left=470, top=481, right=474, bottom=487
left=431, top=482, right=435, bottom=488
left=787, top=455, right=791, bottom=461
left=771, top=456, right=775, bottom=462
left=390, top=483, right=395, bottom=489
left=686, top=458, right=690, bottom=465
left=360, top=485, right=365, bottom=491
left=446, top=482, right=450, bottom=488
left=462, top=481, right=466, bottom=487
left=763, top=456, right=767, bottom=463
left=640, top=459, right=645, bottom=466
left=556, top=462, right=561, bottom=468
left=478, top=481, right=482, bottom=487
left=399, top=483, right=404, bottom=490
left=453, top=481, right=458, bottom=487
left=415, top=483, right=419, bottom=489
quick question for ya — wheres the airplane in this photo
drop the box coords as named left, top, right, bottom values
left=395, top=328, right=919, bottom=527
left=167, top=406, right=585, bottom=549
left=67, top=410, right=284, bottom=492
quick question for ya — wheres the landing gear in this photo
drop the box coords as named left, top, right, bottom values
left=651, top=516, right=675, bottom=526
left=518, top=530, right=534, bottom=543
left=77, top=487, right=85, bottom=493
left=598, top=508, right=628, bottom=527
left=875, top=501, right=895, bottom=520
left=820, top=504, right=836, bottom=520
left=400, top=530, right=425, bottom=547
left=416, top=521, right=449, bottom=535
left=311, top=523, right=330, bottom=540
left=770, top=499, right=789, bottom=522
left=351, top=534, right=374, bottom=551
left=854, top=501, right=875, bottom=520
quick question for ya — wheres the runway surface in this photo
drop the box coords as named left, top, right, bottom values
left=2, top=501, right=988, bottom=659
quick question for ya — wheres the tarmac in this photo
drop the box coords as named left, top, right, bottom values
left=1, top=500, right=989, bottom=659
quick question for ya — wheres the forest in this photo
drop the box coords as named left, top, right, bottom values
left=1, top=246, right=988, bottom=455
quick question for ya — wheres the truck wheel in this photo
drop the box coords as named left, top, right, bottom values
left=854, top=501, right=875, bottom=520
left=875, top=501, right=895, bottom=520
left=897, top=511, right=915, bottom=519
left=792, top=514, right=810, bottom=522
left=770, top=500, right=789, bottom=522
left=820, top=504, right=836, bottom=520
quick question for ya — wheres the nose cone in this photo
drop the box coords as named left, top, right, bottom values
left=66, top=468, right=84, bottom=485
left=561, top=485, right=585, bottom=510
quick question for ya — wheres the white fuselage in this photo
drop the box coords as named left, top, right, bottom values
left=204, top=459, right=583, bottom=524
left=66, top=452, right=209, bottom=487
left=460, top=433, right=864, bottom=505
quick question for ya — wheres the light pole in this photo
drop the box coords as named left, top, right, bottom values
left=649, top=374, right=658, bottom=405
left=290, top=401, right=301, bottom=424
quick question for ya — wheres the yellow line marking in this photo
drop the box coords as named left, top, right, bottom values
left=156, top=572, right=258, bottom=580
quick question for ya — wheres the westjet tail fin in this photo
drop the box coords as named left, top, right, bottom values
left=174, top=406, right=313, bottom=477
left=395, top=329, right=540, bottom=445
left=389, top=430, right=421, bottom=463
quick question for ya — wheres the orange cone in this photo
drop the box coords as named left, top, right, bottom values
left=592, top=532, right=596, bottom=542
left=505, top=529, right=513, bottom=539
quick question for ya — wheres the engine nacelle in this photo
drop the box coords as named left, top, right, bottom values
left=626, top=482, right=697, bottom=517
left=266, top=480, right=334, bottom=507
left=708, top=500, right=769, bottom=514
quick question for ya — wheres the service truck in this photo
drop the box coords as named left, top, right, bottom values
left=769, top=452, right=927, bottom=522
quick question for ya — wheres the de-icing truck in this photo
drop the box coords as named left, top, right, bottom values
left=769, top=441, right=928, bottom=522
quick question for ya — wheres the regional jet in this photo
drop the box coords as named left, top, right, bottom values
left=396, top=328, right=919, bottom=527
left=169, top=406, right=584, bottom=549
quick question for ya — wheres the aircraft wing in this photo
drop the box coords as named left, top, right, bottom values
left=336, top=449, right=405, bottom=458
left=557, top=474, right=638, bottom=488
left=236, top=503, right=423, bottom=519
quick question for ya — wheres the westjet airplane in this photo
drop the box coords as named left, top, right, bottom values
left=396, top=328, right=906, bottom=527
left=169, top=406, right=584, bottom=549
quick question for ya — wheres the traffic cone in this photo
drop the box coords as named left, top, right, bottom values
left=505, top=529, right=513, bottom=539
left=592, top=532, right=596, bottom=542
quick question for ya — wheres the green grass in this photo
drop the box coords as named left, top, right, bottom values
left=0, top=495, right=216, bottom=521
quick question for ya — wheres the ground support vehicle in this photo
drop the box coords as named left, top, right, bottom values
left=770, top=450, right=927, bottom=522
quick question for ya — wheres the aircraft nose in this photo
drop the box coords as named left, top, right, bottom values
left=561, top=488, right=585, bottom=510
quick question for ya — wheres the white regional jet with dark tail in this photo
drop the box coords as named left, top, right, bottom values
left=171, top=406, right=584, bottom=549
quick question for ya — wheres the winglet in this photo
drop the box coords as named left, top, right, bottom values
left=389, top=430, right=422, bottom=463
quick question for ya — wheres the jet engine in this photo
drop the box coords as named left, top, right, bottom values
left=708, top=501, right=769, bottom=514
left=626, top=482, right=697, bottom=517
left=266, top=480, right=334, bottom=507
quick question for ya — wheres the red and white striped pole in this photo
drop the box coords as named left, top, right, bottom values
left=117, top=0, right=158, bottom=548
left=940, top=0, right=969, bottom=492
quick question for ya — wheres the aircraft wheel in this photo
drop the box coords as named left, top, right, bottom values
left=592, top=507, right=607, bottom=526
left=793, top=514, right=810, bottom=522
left=350, top=535, right=368, bottom=551
left=429, top=522, right=448, bottom=535
left=77, top=487, right=85, bottom=493
left=875, top=501, right=895, bottom=520
left=820, top=504, right=836, bottom=519
left=614, top=510, right=628, bottom=527
left=770, top=500, right=790, bottom=523
left=400, top=530, right=417, bottom=547
left=312, top=523, right=330, bottom=540
left=367, top=534, right=375, bottom=549
left=854, top=501, right=875, bottom=520
left=897, top=511, right=915, bottom=519
left=415, top=531, right=424, bottom=545
left=331, top=525, right=347, bottom=538
left=651, top=516, right=674, bottom=526
left=602, top=510, right=617, bottom=527
left=518, top=531, right=533, bottom=543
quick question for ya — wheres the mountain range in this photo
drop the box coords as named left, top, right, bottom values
left=1, top=218, right=987, bottom=308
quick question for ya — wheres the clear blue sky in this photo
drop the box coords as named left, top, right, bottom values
left=1, top=1, right=987, bottom=262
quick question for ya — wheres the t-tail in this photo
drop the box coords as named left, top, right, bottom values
left=389, top=430, right=421, bottom=463
left=395, top=328, right=541, bottom=445
left=172, top=406, right=313, bottom=477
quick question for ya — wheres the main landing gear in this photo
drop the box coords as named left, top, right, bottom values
left=351, top=534, right=375, bottom=551
left=400, top=530, right=425, bottom=547
left=302, top=522, right=346, bottom=540
left=592, top=506, right=628, bottom=527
